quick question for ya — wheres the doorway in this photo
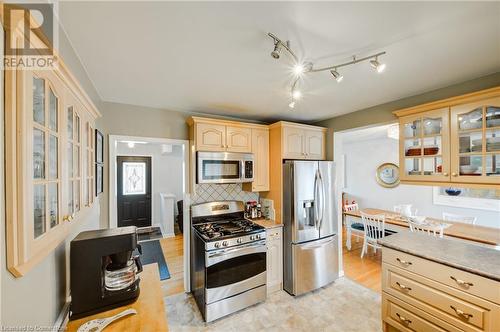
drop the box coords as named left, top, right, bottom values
left=109, top=135, right=191, bottom=294
left=116, top=156, right=152, bottom=228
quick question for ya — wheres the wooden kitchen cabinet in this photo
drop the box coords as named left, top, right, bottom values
left=394, top=87, right=500, bottom=187
left=382, top=247, right=500, bottom=332
left=281, top=123, right=326, bottom=160
left=195, top=122, right=227, bottom=151
left=450, top=97, right=500, bottom=185
left=304, top=129, right=325, bottom=160
left=399, top=108, right=450, bottom=182
left=266, top=227, right=283, bottom=294
left=226, top=126, right=252, bottom=152
left=191, top=119, right=252, bottom=153
left=243, top=128, right=270, bottom=192
left=5, top=27, right=100, bottom=277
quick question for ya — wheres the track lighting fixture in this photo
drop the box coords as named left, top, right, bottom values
left=268, top=32, right=387, bottom=109
left=271, top=41, right=282, bottom=59
left=370, top=57, right=386, bottom=73
left=330, top=68, right=343, bottom=83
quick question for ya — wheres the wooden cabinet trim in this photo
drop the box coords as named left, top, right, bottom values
left=393, top=86, right=500, bottom=117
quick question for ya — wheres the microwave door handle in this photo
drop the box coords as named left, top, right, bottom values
left=240, top=160, right=245, bottom=180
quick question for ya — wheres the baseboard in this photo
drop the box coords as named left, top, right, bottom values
left=55, top=301, right=71, bottom=331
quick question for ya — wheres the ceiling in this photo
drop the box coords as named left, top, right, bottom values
left=58, top=1, right=500, bottom=122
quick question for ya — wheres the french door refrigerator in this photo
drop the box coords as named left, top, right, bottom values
left=283, top=160, right=339, bottom=296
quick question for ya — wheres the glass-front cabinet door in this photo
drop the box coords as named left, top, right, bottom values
left=399, top=108, right=450, bottom=182
left=450, top=97, right=500, bottom=184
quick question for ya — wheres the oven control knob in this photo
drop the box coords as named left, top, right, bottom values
left=237, top=238, right=243, bottom=244
left=250, top=235, right=255, bottom=240
left=222, top=241, right=228, bottom=247
left=214, top=242, right=220, bottom=248
left=255, top=234, right=260, bottom=239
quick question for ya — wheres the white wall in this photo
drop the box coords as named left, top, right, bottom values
left=341, top=135, right=500, bottom=228
left=116, top=142, right=184, bottom=234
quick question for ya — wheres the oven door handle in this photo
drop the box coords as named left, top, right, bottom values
left=206, top=240, right=267, bottom=267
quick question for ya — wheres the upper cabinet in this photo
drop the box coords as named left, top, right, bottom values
left=193, top=120, right=252, bottom=153
left=187, top=117, right=269, bottom=192
left=394, top=87, right=500, bottom=187
left=243, top=128, right=270, bottom=192
left=5, top=25, right=101, bottom=276
left=281, top=123, right=326, bottom=160
left=399, top=107, right=450, bottom=182
left=450, top=97, right=500, bottom=184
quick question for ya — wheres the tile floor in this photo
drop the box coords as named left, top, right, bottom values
left=164, top=277, right=381, bottom=331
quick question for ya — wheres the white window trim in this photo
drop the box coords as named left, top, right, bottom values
left=432, top=187, right=500, bottom=212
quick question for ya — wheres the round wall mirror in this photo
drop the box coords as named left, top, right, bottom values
left=376, top=163, right=400, bottom=188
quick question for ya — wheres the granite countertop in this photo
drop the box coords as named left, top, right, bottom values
left=251, top=218, right=283, bottom=229
left=379, top=232, right=500, bottom=281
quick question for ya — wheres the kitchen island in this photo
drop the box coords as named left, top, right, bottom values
left=379, top=232, right=500, bottom=332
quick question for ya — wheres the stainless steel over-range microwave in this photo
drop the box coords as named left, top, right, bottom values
left=197, top=151, right=254, bottom=184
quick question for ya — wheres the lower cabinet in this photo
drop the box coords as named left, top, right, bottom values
left=266, top=227, right=283, bottom=295
left=382, top=248, right=500, bottom=332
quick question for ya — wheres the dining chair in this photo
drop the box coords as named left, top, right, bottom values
left=360, top=212, right=389, bottom=258
left=408, top=220, right=444, bottom=238
left=442, top=212, right=477, bottom=225
left=343, top=203, right=363, bottom=250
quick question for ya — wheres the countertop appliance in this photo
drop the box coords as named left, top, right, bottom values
left=190, top=201, right=266, bottom=322
left=70, top=226, right=143, bottom=319
left=197, top=151, right=254, bottom=184
left=283, top=160, right=339, bottom=296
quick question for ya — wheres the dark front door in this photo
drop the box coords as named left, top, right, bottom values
left=117, top=156, right=152, bottom=228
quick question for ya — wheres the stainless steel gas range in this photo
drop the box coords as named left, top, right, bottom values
left=190, top=201, right=266, bottom=322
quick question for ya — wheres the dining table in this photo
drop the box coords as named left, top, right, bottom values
left=343, top=208, right=500, bottom=247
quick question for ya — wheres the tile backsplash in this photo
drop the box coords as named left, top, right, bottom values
left=191, top=183, right=259, bottom=205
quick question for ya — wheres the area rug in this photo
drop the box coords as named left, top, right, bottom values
left=164, top=277, right=381, bottom=331
left=137, top=240, right=170, bottom=280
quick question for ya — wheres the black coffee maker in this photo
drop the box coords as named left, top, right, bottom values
left=70, top=226, right=142, bottom=319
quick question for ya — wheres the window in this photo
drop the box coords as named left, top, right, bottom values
left=123, top=162, right=146, bottom=195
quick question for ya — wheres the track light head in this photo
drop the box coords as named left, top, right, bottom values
left=370, top=57, right=386, bottom=73
left=292, top=90, right=302, bottom=100
left=330, top=69, right=344, bottom=83
left=271, top=42, right=282, bottom=59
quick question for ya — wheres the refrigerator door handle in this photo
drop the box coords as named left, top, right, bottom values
left=318, top=172, right=326, bottom=230
left=313, top=170, right=319, bottom=229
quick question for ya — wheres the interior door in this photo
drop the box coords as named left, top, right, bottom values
left=291, top=161, right=319, bottom=243
left=117, top=156, right=152, bottom=228
left=318, top=161, right=337, bottom=239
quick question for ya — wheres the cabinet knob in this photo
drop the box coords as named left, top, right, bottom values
left=443, top=172, right=448, bottom=176
left=451, top=172, right=458, bottom=177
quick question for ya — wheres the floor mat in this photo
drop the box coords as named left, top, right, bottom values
left=138, top=226, right=163, bottom=242
left=164, top=277, right=381, bottom=331
left=137, top=240, right=171, bottom=280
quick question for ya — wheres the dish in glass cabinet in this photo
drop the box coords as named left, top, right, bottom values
left=445, top=188, right=462, bottom=196
left=376, top=163, right=400, bottom=188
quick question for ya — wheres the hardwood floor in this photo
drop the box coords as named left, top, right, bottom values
left=159, top=233, right=185, bottom=297
left=342, top=226, right=382, bottom=293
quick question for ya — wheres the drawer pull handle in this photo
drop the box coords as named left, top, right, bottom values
left=396, top=313, right=411, bottom=325
left=396, top=258, right=412, bottom=266
left=395, top=282, right=412, bottom=291
left=450, top=305, right=473, bottom=320
left=450, top=276, right=473, bottom=287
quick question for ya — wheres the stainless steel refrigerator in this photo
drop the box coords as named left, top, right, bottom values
left=283, top=160, right=339, bottom=296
